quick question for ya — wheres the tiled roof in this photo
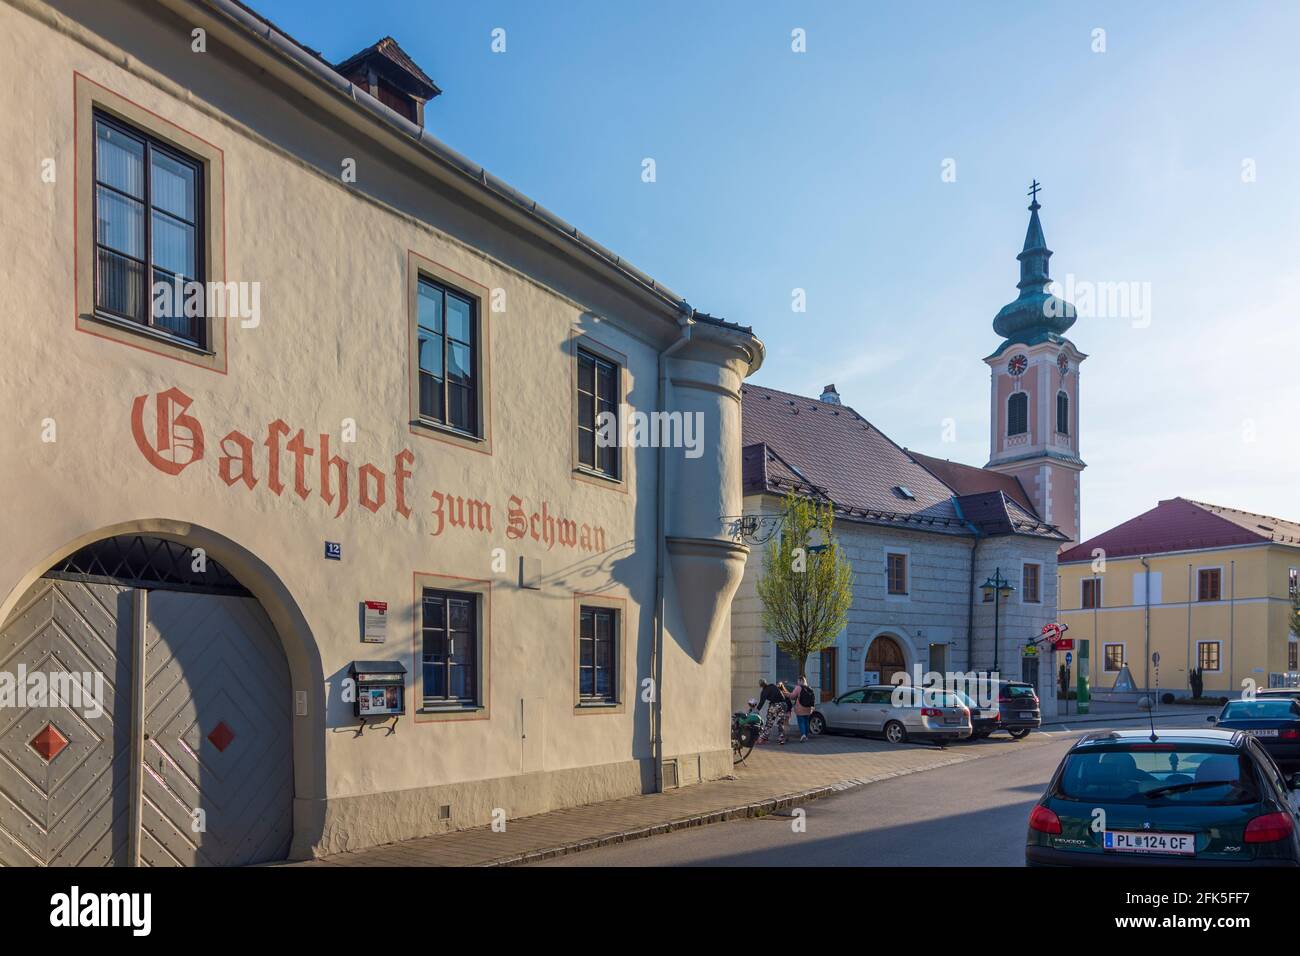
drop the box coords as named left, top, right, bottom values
left=907, top=450, right=1037, bottom=516
left=741, top=384, right=1062, bottom=539
left=1059, top=497, right=1300, bottom=563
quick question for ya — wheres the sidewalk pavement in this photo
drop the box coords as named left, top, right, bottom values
left=292, top=730, right=1058, bottom=868
left=1050, top=701, right=1219, bottom=726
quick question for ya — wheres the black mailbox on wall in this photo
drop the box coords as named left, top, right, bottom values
left=349, top=660, right=407, bottom=719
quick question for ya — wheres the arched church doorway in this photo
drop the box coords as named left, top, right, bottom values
left=0, top=535, right=293, bottom=866
left=865, top=634, right=908, bottom=686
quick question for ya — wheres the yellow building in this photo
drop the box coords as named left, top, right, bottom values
left=1059, top=498, right=1300, bottom=697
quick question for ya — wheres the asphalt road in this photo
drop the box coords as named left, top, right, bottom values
left=535, top=717, right=1202, bottom=867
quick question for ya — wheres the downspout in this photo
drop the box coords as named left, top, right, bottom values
left=1230, top=560, right=1236, bottom=692
left=951, top=497, right=983, bottom=672
left=1186, top=563, right=1192, bottom=686
left=1140, top=556, right=1151, bottom=695
left=652, top=312, right=692, bottom=792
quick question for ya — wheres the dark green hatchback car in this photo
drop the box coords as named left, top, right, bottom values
left=1026, top=729, right=1300, bottom=866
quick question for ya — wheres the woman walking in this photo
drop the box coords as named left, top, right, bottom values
left=756, top=678, right=791, bottom=745
left=790, top=675, right=816, bottom=742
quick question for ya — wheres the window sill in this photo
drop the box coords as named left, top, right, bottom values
left=419, top=703, right=483, bottom=715
left=573, top=466, right=623, bottom=486
left=87, top=310, right=213, bottom=356
left=412, top=418, right=484, bottom=443
left=576, top=699, right=619, bottom=709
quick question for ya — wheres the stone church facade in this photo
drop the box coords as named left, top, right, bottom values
left=731, top=194, right=1084, bottom=712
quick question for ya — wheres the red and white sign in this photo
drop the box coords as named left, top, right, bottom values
left=362, top=601, right=388, bottom=644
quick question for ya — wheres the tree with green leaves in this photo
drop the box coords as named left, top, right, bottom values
left=755, top=490, right=854, bottom=679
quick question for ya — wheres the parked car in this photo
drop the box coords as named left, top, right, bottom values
left=994, top=680, right=1041, bottom=739
left=1255, top=688, right=1300, bottom=701
left=1026, top=729, right=1300, bottom=867
left=808, top=684, right=971, bottom=745
left=1209, top=698, right=1300, bottom=772
left=954, top=688, right=1000, bottom=738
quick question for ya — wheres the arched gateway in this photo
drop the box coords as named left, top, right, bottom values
left=864, top=634, right=908, bottom=687
left=0, top=535, right=294, bottom=866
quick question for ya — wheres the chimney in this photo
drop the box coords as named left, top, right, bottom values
left=334, top=37, right=441, bottom=127
left=819, top=384, right=841, bottom=405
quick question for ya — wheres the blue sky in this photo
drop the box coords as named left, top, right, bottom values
left=255, top=0, right=1300, bottom=538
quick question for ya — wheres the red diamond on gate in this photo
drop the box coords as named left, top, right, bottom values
left=207, top=721, right=235, bottom=753
left=29, top=724, right=69, bottom=761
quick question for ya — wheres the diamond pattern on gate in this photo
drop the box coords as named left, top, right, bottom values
left=207, top=721, right=235, bottom=753
left=29, top=723, right=69, bottom=761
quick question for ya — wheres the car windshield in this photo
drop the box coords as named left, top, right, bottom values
left=1056, top=747, right=1260, bottom=806
left=1221, top=700, right=1298, bottom=720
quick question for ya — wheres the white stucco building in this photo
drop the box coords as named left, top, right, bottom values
left=0, top=0, right=762, bottom=865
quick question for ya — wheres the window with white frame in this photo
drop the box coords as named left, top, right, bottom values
left=1022, top=563, right=1041, bottom=603
left=886, top=552, right=908, bottom=596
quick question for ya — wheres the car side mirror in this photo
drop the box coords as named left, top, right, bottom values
left=1206, top=716, right=1217, bottom=724
left=1289, top=773, right=1300, bottom=792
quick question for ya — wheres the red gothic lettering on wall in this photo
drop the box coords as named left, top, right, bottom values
left=129, top=389, right=610, bottom=551
left=131, top=387, right=205, bottom=475
left=130, top=387, right=413, bottom=520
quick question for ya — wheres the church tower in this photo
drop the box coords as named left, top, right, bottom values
left=984, top=184, right=1086, bottom=545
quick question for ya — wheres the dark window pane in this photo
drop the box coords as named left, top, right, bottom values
left=424, top=659, right=445, bottom=698
left=448, top=383, right=473, bottom=432
left=595, top=611, right=612, bottom=642
left=446, top=294, right=472, bottom=342
left=96, top=247, right=145, bottom=319
left=96, top=188, right=144, bottom=259
left=417, top=280, right=443, bottom=334
left=597, top=362, right=616, bottom=402
left=578, top=428, right=595, bottom=467
left=152, top=211, right=195, bottom=278
left=578, top=396, right=594, bottom=429
left=449, top=599, right=471, bottom=632
left=578, top=354, right=594, bottom=394
left=150, top=150, right=196, bottom=221
left=596, top=667, right=610, bottom=697
left=418, top=329, right=444, bottom=377
left=580, top=667, right=593, bottom=697
left=580, top=638, right=593, bottom=666
left=580, top=611, right=594, bottom=641
left=95, top=121, right=144, bottom=198
left=419, top=371, right=443, bottom=421
left=447, top=342, right=472, bottom=383
left=596, top=637, right=612, bottom=671
left=151, top=269, right=195, bottom=338
left=423, top=598, right=444, bottom=629
left=598, top=444, right=618, bottom=478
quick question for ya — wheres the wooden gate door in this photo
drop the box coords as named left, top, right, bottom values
left=0, top=580, right=134, bottom=866
left=139, top=590, right=292, bottom=867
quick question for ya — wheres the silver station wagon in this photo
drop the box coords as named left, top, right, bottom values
left=809, top=684, right=972, bottom=745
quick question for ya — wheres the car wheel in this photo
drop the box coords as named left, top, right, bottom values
left=883, top=720, right=907, bottom=745
left=1008, top=727, right=1032, bottom=740
left=808, top=713, right=826, bottom=736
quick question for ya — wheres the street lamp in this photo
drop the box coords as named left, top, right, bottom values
left=980, top=568, right=1016, bottom=673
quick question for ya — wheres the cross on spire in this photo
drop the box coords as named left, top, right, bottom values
left=1028, top=179, right=1042, bottom=206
